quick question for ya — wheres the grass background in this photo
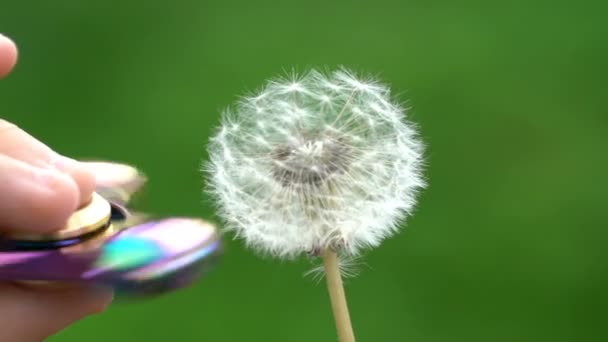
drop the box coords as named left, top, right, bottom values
left=1, top=0, right=607, bottom=341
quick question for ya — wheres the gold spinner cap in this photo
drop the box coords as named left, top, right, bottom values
left=5, top=192, right=111, bottom=241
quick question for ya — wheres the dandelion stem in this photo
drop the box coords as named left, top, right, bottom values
left=323, top=249, right=356, bottom=342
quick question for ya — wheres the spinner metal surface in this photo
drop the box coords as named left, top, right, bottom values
left=0, top=162, right=222, bottom=297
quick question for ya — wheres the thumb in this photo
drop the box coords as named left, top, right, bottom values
left=0, top=282, right=113, bottom=342
left=0, top=33, right=18, bottom=78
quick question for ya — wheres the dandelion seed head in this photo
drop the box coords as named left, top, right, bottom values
left=205, top=68, right=425, bottom=259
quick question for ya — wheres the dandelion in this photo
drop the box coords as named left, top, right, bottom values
left=204, top=68, right=425, bottom=342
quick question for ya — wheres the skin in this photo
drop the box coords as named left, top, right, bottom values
left=0, top=33, right=113, bottom=342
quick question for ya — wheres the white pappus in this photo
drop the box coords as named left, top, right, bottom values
left=204, top=68, right=426, bottom=261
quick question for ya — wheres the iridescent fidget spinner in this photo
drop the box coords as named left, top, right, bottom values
left=0, top=162, right=222, bottom=297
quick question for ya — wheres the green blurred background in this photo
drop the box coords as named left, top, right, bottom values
left=1, top=0, right=607, bottom=341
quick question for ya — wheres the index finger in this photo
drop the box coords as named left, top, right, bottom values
left=0, top=34, right=18, bottom=78
left=0, top=154, right=80, bottom=233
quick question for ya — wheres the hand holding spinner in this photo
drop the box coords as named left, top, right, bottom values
left=0, top=162, right=222, bottom=297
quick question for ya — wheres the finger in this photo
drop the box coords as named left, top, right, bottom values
left=82, top=161, right=142, bottom=188
left=0, top=120, right=95, bottom=207
left=0, top=282, right=112, bottom=342
left=0, top=154, right=81, bottom=233
left=0, top=33, right=18, bottom=78
left=82, top=161, right=147, bottom=201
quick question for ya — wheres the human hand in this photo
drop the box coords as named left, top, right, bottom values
left=0, top=33, right=113, bottom=342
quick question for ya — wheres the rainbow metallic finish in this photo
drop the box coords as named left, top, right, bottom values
left=0, top=162, right=222, bottom=297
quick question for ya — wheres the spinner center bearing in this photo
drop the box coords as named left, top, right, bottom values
left=0, top=193, right=115, bottom=250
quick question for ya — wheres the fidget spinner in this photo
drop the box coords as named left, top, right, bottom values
left=0, top=162, right=222, bottom=298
